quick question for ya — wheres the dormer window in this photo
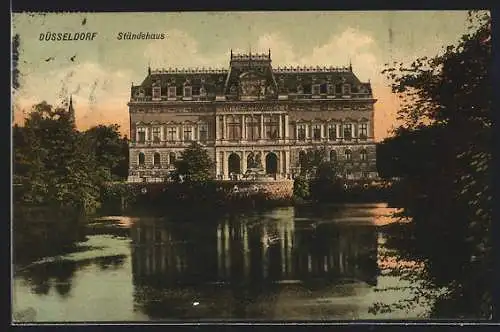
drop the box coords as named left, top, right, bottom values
left=327, top=84, right=334, bottom=95
left=312, top=84, right=321, bottom=95
left=152, top=86, right=161, bottom=100
left=200, top=86, right=207, bottom=96
left=342, top=83, right=351, bottom=95
left=168, top=86, right=177, bottom=99
left=184, top=86, right=192, bottom=98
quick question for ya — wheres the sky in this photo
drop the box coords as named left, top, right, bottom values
left=12, top=11, right=475, bottom=141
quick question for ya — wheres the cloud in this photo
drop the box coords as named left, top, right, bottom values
left=143, top=29, right=228, bottom=69
left=255, top=28, right=381, bottom=82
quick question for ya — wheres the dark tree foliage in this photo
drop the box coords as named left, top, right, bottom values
left=84, top=124, right=129, bottom=180
left=172, top=142, right=214, bottom=183
left=375, top=11, right=492, bottom=318
left=12, top=34, right=20, bottom=90
left=13, top=102, right=129, bottom=213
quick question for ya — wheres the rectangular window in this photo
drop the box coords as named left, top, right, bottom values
left=184, top=86, right=192, bottom=98
left=246, top=117, right=260, bottom=141
left=297, top=125, right=306, bottom=141
left=313, top=125, right=321, bottom=140
left=137, top=128, right=146, bottom=143
left=312, top=84, right=321, bottom=95
left=167, top=127, right=176, bottom=142
left=192, top=86, right=200, bottom=96
left=168, top=86, right=177, bottom=98
left=183, top=127, right=192, bottom=142
left=359, top=123, right=368, bottom=139
left=265, top=116, right=279, bottom=140
left=343, top=124, right=352, bottom=140
left=152, top=87, right=161, bottom=100
left=227, top=116, right=241, bottom=141
left=199, top=124, right=208, bottom=142
left=152, top=127, right=161, bottom=143
left=328, top=125, right=336, bottom=140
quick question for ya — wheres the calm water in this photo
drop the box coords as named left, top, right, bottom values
left=12, top=203, right=436, bottom=322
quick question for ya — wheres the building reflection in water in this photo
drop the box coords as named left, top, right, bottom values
left=130, top=207, right=379, bottom=319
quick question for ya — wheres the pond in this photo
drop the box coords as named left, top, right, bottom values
left=12, top=203, right=439, bottom=322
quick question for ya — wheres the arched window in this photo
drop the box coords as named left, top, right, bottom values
left=360, top=149, right=367, bottom=161
left=169, top=152, right=176, bottom=165
left=330, top=150, right=337, bottom=162
left=153, top=152, right=161, bottom=166
left=345, top=149, right=352, bottom=161
left=138, top=152, right=145, bottom=166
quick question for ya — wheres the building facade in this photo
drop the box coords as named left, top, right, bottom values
left=128, top=51, right=378, bottom=182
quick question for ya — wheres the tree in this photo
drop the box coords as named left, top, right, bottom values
left=298, top=146, right=328, bottom=177
left=84, top=124, right=129, bottom=180
left=309, top=161, right=342, bottom=202
left=173, top=142, right=214, bottom=183
left=376, top=10, right=492, bottom=318
left=13, top=102, right=105, bottom=212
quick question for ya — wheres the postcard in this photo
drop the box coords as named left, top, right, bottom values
left=11, top=10, right=493, bottom=323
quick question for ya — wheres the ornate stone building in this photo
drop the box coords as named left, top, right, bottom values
left=128, top=50, right=377, bottom=182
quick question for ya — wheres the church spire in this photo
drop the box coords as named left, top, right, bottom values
left=68, top=95, right=75, bottom=127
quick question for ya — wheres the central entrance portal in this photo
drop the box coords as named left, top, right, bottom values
left=265, top=152, right=278, bottom=175
left=228, top=153, right=241, bottom=175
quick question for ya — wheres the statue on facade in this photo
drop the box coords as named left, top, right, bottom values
left=247, top=152, right=256, bottom=169
left=260, top=83, right=266, bottom=96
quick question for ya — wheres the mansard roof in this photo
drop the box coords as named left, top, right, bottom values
left=131, top=51, right=372, bottom=98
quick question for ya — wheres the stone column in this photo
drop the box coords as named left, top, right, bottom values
left=242, top=151, right=247, bottom=175
left=241, top=114, right=246, bottom=140
left=215, top=115, right=220, bottom=140
left=278, top=114, right=283, bottom=139
left=215, top=150, right=220, bottom=177
left=177, top=125, right=182, bottom=141
left=320, top=123, right=325, bottom=139
left=260, top=114, right=265, bottom=139
left=285, top=150, right=291, bottom=177
left=222, top=115, right=227, bottom=140
left=337, top=123, right=341, bottom=139
left=160, top=126, right=164, bottom=141
left=284, top=114, right=289, bottom=139
left=223, top=151, right=229, bottom=180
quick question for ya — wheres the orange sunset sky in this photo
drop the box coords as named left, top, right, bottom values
left=12, top=11, right=475, bottom=141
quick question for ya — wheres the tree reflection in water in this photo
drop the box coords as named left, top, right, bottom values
left=14, top=212, right=128, bottom=300
left=130, top=206, right=379, bottom=320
